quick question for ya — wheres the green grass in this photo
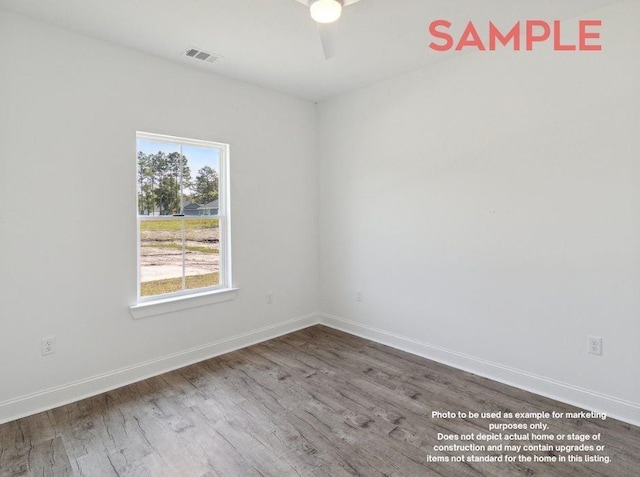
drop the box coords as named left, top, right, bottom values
left=141, top=273, right=220, bottom=297
left=140, top=219, right=219, bottom=232
left=141, top=242, right=219, bottom=254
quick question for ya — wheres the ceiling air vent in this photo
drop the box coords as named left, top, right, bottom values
left=182, top=47, right=220, bottom=64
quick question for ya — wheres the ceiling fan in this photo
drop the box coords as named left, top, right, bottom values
left=293, top=0, right=363, bottom=59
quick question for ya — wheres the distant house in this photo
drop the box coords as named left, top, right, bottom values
left=183, top=202, right=200, bottom=216
left=198, top=199, right=219, bottom=216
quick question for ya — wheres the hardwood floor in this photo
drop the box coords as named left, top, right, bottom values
left=1, top=325, right=639, bottom=476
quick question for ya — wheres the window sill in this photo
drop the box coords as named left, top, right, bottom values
left=129, top=287, right=239, bottom=320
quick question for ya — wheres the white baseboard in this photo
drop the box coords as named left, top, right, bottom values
left=318, top=313, right=640, bottom=428
left=0, top=313, right=321, bottom=425
left=3, top=311, right=639, bottom=429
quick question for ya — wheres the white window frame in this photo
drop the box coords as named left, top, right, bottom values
left=132, top=132, right=233, bottom=313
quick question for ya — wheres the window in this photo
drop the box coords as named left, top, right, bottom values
left=136, top=132, right=230, bottom=301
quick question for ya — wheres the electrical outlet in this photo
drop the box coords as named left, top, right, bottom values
left=42, top=336, right=56, bottom=356
left=587, top=336, right=602, bottom=356
left=356, top=291, right=363, bottom=302
left=267, top=291, right=274, bottom=304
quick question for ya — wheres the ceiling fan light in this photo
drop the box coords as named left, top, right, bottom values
left=310, top=0, right=343, bottom=24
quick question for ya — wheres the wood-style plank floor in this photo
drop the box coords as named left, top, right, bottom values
left=1, top=325, right=639, bottom=476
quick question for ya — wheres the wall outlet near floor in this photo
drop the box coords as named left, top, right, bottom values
left=266, top=291, right=274, bottom=304
left=42, top=336, right=56, bottom=356
left=356, top=291, right=363, bottom=302
left=587, top=336, right=602, bottom=356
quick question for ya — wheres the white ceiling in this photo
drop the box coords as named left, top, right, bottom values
left=0, top=0, right=621, bottom=101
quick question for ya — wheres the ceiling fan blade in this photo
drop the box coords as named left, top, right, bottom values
left=317, top=24, right=336, bottom=60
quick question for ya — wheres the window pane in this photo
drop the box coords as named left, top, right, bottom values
left=185, top=219, right=220, bottom=290
left=139, top=219, right=184, bottom=297
left=137, top=140, right=182, bottom=216
left=183, top=145, right=220, bottom=216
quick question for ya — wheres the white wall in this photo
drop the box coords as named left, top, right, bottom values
left=0, top=11, right=318, bottom=420
left=318, top=1, right=640, bottom=422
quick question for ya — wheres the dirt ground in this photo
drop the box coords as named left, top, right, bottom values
left=140, top=227, right=220, bottom=282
